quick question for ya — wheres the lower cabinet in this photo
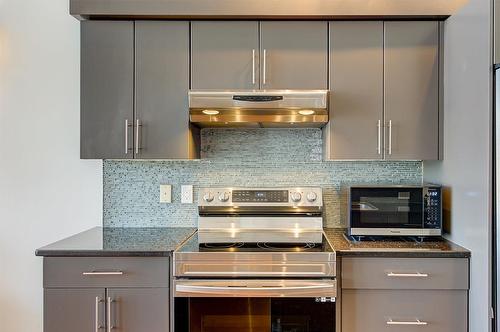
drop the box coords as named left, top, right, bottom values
left=107, top=288, right=170, bottom=332
left=45, top=288, right=169, bottom=332
left=342, top=289, right=467, bottom=332
left=44, top=288, right=106, bottom=332
left=341, top=257, right=469, bottom=332
left=43, top=257, right=170, bottom=332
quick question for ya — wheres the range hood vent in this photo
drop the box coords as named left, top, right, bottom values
left=189, top=90, right=329, bottom=128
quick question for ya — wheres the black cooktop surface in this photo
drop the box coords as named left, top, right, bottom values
left=176, top=231, right=334, bottom=253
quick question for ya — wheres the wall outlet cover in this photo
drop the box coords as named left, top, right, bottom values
left=160, top=184, right=172, bottom=203
left=181, top=185, right=193, bottom=204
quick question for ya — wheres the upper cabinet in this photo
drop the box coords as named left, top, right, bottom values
left=260, top=21, right=328, bottom=90
left=191, top=21, right=259, bottom=90
left=190, top=21, right=328, bottom=90
left=326, top=21, right=440, bottom=161
left=81, top=20, right=440, bottom=161
left=81, top=21, right=134, bottom=159
left=81, top=21, right=199, bottom=160
left=328, top=21, right=384, bottom=160
left=384, top=21, right=440, bottom=160
left=135, top=21, right=198, bottom=159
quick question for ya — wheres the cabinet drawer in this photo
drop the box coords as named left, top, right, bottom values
left=44, top=257, right=169, bottom=288
left=342, top=289, right=467, bottom=332
left=342, top=257, right=468, bottom=290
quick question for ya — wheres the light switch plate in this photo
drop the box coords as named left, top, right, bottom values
left=160, top=184, right=172, bottom=203
left=181, top=185, right=193, bottom=204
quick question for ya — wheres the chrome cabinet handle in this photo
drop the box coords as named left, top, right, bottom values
left=252, top=49, right=256, bottom=85
left=107, top=297, right=114, bottom=332
left=388, top=120, right=393, bottom=155
left=83, top=271, right=124, bottom=276
left=263, top=49, right=267, bottom=85
left=95, top=297, right=103, bottom=332
left=135, top=119, right=142, bottom=155
left=124, top=119, right=132, bottom=154
left=387, top=272, right=429, bottom=278
left=387, top=319, right=428, bottom=326
left=377, top=120, right=382, bottom=155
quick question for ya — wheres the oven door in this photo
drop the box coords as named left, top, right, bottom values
left=349, top=187, right=424, bottom=233
left=174, top=279, right=336, bottom=332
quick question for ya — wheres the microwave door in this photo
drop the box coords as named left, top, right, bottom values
left=351, top=188, right=424, bottom=229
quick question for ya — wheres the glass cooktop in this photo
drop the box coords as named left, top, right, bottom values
left=176, top=231, right=334, bottom=253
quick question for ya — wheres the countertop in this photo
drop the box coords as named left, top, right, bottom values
left=36, top=227, right=470, bottom=258
left=323, top=228, right=471, bottom=258
left=35, top=227, right=196, bottom=257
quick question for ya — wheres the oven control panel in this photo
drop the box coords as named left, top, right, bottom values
left=198, top=187, right=323, bottom=207
left=232, top=190, right=288, bottom=203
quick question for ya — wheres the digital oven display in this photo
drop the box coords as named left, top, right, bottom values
left=232, top=190, right=288, bottom=202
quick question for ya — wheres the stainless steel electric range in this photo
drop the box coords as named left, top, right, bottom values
left=173, top=187, right=336, bottom=332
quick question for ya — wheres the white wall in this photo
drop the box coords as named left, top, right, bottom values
left=424, top=0, right=492, bottom=330
left=0, top=1, right=102, bottom=331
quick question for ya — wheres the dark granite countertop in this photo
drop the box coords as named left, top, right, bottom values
left=324, top=228, right=471, bottom=258
left=35, top=227, right=196, bottom=257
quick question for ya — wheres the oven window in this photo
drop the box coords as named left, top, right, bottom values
left=350, top=188, right=423, bottom=228
left=175, top=298, right=335, bottom=332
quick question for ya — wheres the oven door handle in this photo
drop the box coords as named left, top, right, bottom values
left=174, top=279, right=336, bottom=298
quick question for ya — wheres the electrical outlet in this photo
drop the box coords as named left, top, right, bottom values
left=181, top=185, right=193, bottom=204
left=160, top=184, right=172, bottom=203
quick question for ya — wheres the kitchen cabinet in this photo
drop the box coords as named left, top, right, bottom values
left=44, top=288, right=106, bottom=332
left=342, top=289, right=467, bottom=332
left=81, top=21, right=199, bottom=159
left=191, top=21, right=259, bottom=90
left=107, top=288, right=170, bottom=332
left=190, top=21, right=328, bottom=90
left=260, top=21, right=328, bottom=89
left=326, top=21, right=440, bottom=160
left=81, top=21, right=134, bottom=159
left=384, top=21, right=440, bottom=160
left=43, top=257, right=170, bottom=332
left=135, top=21, right=198, bottom=159
left=328, top=21, right=384, bottom=160
left=341, top=257, right=469, bottom=332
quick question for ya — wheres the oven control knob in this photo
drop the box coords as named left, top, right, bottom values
left=203, top=192, right=214, bottom=202
left=218, top=192, right=230, bottom=202
left=306, top=192, right=318, bottom=202
left=290, top=192, right=302, bottom=202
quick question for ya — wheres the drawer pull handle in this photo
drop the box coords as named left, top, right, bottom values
left=387, top=319, right=428, bottom=326
left=83, top=271, right=124, bottom=276
left=387, top=272, right=428, bottom=278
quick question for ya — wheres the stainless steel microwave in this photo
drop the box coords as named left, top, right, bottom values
left=348, top=185, right=442, bottom=237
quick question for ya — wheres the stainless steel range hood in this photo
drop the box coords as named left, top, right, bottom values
left=189, top=90, right=329, bottom=128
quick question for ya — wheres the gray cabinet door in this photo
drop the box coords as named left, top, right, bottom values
left=384, top=21, right=440, bottom=160
left=191, top=21, right=259, bottom=90
left=260, top=21, right=328, bottom=89
left=328, top=21, right=384, bottom=160
left=107, top=288, right=169, bottom=332
left=44, top=288, right=105, bottom=332
left=135, top=21, right=197, bottom=159
left=342, top=289, right=467, bottom=332
left=81, top=21, right=134, bottom=159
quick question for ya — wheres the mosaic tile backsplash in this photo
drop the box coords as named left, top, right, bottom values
left=104, top=129, right=423, bottom=228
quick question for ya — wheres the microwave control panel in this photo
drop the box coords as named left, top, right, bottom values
left=424, top=187, right=442, bottom=229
